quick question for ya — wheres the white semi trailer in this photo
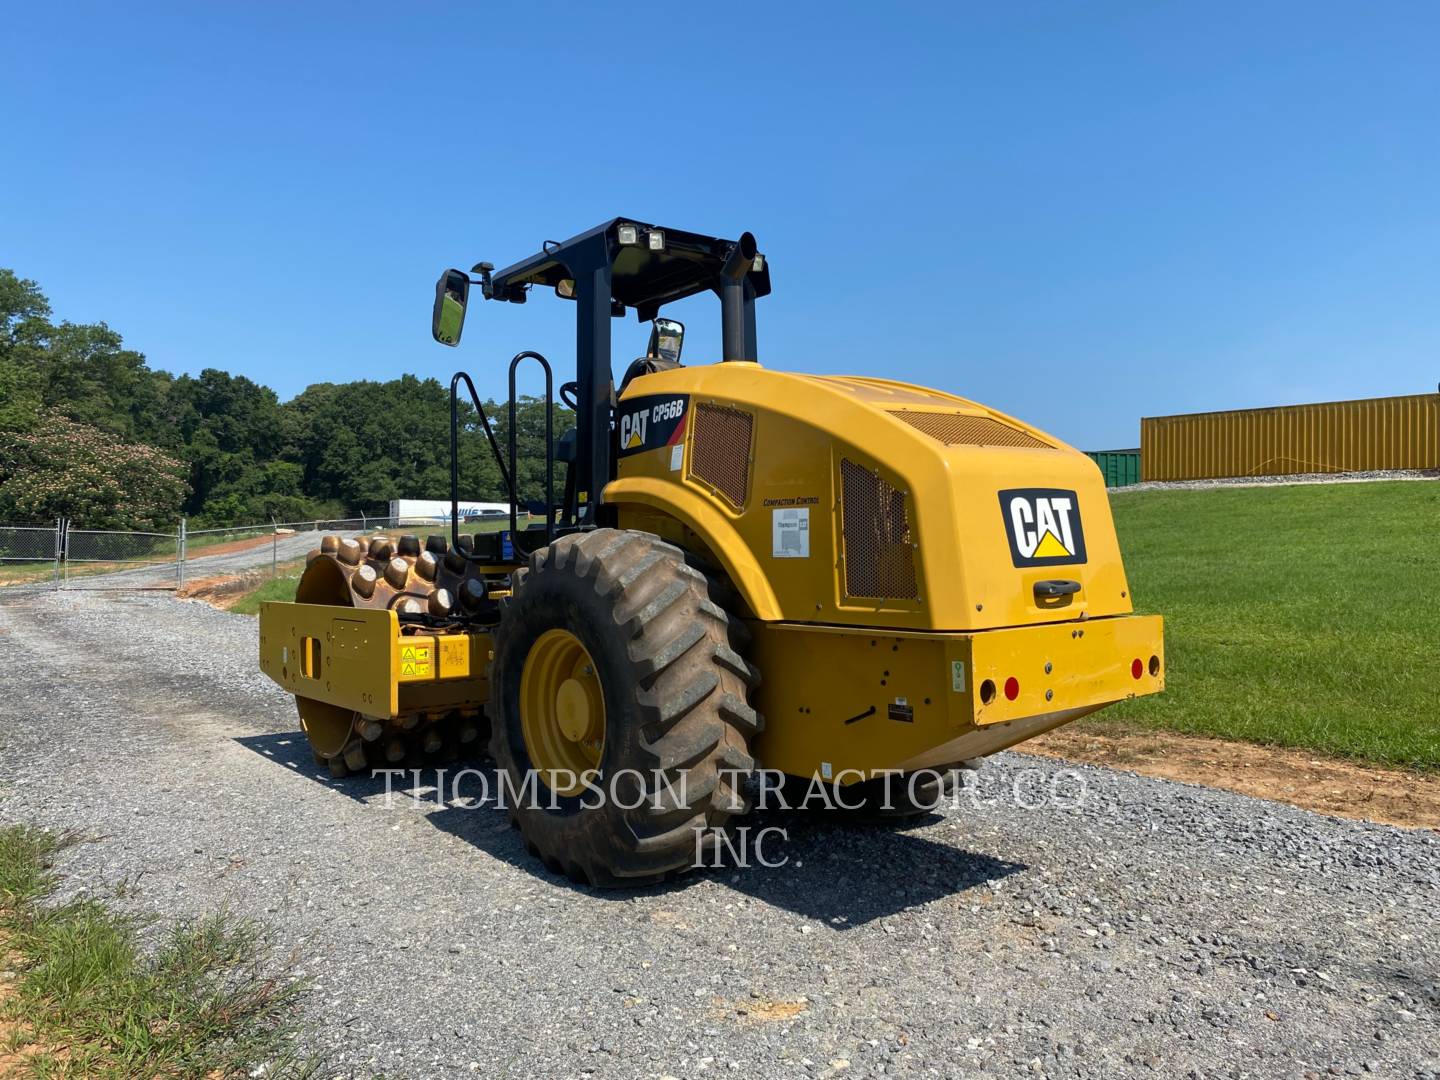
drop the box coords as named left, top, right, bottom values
left=388, top=499, right=513, bottom=524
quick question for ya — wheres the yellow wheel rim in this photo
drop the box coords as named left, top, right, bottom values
left=520, top=628, right=606, bottom=795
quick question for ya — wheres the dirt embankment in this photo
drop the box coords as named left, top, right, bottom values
left=179, top=572, right=266, bottom=607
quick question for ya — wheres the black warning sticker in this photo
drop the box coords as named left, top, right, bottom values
left=616, top=394, right=690, bottom=458
left=999, top=488, right=1087, bottom=567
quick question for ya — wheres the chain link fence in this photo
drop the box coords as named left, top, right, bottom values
left=63, top=526, right=183, bottom=590
left=179, top=517, right=400, bottom=589
left=0, top=515, right=405, bottom=593
left=0, top=522, right=64, bottom=591
left=0, top=512, right=526, bottom=595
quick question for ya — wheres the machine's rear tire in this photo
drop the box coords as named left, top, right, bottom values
left=489, top=529, right=762, bottom=887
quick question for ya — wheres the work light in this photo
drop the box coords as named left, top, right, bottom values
left=647, top=229, right=666, bottom=251
left=617, top=224, right=639, bottom=245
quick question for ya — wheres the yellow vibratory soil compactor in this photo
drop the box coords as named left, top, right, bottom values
left=259, top=220, right=1164, bottom=885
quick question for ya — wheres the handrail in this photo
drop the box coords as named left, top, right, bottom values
left=449, top=371, right=515, bottom=559
left=508, top=352, right=555, bottom=544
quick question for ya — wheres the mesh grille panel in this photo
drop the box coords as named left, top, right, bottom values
left=890, top=411, right=1052, bottom=449
left=840, top=459, right=918, bottom=600
left=688, top=404, right=753, bottom=507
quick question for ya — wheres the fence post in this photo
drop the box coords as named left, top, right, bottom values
left=58, top=516, right=69, bottom=589
left=53, top=517, right=62, bottom=590
left=177, top=518, right=187, bottom=591
left=272, top=529, right=278, bottom=579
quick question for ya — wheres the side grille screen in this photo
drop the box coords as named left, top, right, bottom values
left=840, top=459, right=918, bottom=600
left=890, top=411, right=1052, bottom=449
left=688, top=404, right=753, bottom=507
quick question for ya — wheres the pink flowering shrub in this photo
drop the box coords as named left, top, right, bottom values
left=0, top=410, right=189, bottom=529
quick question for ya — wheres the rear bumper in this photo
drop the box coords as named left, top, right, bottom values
left=750, top=614, right=1163, bottom=779
left=966, top=614, right=1164, bottom=726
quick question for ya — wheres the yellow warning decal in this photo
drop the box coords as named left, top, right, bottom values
left=438, top=636, right=469, bottom=679
left=1032, top=530, right=1071, bottom=558
left=398, top=639, right=434, bottom=681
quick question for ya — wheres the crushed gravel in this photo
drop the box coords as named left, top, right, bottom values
left=0, top=589, right=1436, bottom=1079
left=1115, top=469, right=1439, bottom=493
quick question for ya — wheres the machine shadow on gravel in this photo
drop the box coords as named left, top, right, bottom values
left=685, top=809, right=1027, bottom=927
left=235, top=732, right=1025, bottom=925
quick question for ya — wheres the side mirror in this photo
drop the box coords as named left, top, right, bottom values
left=647, top=318, right=684, bottom=364
left=432, top=269, right=470, bottom=346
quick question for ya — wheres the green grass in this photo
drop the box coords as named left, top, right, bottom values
left=436, top=515, right=530, bottom=537
left=230, top=572, right=304, bottom=615
left=0, top=561, right=59, bottom=586
left=1104, top=480, right=1440, bottom=770
left=0, top=826, right=324, bottom=1078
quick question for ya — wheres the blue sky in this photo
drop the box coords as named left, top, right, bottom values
left=3, top=2, right=1437, bottom=449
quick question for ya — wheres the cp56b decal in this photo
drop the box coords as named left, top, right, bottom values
left=999, top=488, right=1086, bottom=566
left=617, top=394, right=689, bottom=458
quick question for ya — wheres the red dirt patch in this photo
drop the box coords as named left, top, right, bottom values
left=1026, top=724, right=1440, bottom=830
left=0, top=938, right=59, bottom=1075
left=184, top=532, right=277, bottom=560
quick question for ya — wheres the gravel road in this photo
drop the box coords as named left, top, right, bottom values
left=0, top=590, right=1436, bottom=1080
left=1114, top=469, right=1439, bottom=494
left=183, top=530, right=326, bottom=578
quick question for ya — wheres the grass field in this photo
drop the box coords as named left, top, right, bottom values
left=1103, top=480, right=1440, bottom=770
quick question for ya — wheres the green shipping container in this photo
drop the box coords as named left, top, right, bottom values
left=1085, top=449, right=1141, bottom=488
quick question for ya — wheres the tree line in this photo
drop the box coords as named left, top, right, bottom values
left=0, top=269, right=571, bottom=529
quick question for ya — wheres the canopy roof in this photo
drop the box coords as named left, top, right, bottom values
left=481, top=218, right=770, bottom=321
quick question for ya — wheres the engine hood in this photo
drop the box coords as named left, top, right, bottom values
left=609, top=364, right=1132, bottom=631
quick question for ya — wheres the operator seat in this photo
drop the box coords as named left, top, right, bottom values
left=618, top=355, right=682, bottom=396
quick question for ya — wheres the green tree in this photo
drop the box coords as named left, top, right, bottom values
left=0, top=267, right=581, bottom=528
left=162, top=369, right=288, bottom=519
left=283, top=375, right=531, bottom=510
left=0, top=270, right=51, bottom=432
left=28, top=320, right=171, bottom=441
left=500, top=395, right=576, bottom=508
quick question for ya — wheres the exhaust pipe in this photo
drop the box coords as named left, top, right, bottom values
left=720, top=232, right=759, bottom=362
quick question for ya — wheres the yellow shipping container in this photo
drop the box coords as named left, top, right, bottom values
left=1141, top=393, right=1440, bottom=481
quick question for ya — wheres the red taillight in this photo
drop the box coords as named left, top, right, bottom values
left=1004, top=676, right=1020, bottom=701
left=1131, top=658, right=1143, bottom=680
